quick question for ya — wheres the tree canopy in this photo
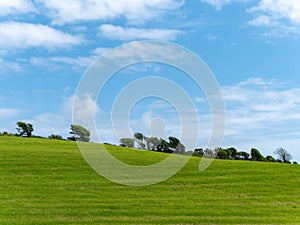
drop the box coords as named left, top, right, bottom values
left=69, top=125, right=90, bottom=142
left=16, top=122, right=34, bottom=137
left=274, top=148, right=292, bottom=163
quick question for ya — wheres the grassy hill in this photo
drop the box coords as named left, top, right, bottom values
left=0, top=136, right=299, bottom=224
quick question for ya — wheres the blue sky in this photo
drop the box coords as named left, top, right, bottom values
left=1, top=0, right=300, bottom=161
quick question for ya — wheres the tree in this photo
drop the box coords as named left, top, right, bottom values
left=251, top=148, right=265, bottom=161
left=235, top=151, right=250, bottom=160
left=157, top=139, right=171, bottom=152
left=145, top=136, right=160, bottom=150
left=120, top=138, right=134, bottom=148
left=69, top=124, right=90, bottom=142
left=204, top=148, right=215, bottom=158
left=226, top=147, right=237, bottom=159
left=16, top=121, right=34, bottom=137
left=274, top=148, right=292, bottom=163
left=134, top=132, right=145, bottom=149
left=48, top=134, right=63, bottom=140
left=194, top=148, right=204, bottom=157
left=266, top=155, right=276, bottom=162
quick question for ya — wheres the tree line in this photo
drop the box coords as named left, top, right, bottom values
left=120, top=132, right=298, bottom=164
left=120, top=132, right=185, bottom=154
left=1, top=123, right=297, bottom=164
left=0, top=122, right=91, bottom=142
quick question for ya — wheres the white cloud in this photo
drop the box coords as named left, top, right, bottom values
left=248, top=15, right=279, bottom=27
left=0, top=22, right=83, bottom=49
left=98, top=24, right=183, bottom=41
left=222, top=78, right=300, bottom=141
left=0, top=58, right=24, bottom=75
left=0, top=0, right=36, bottom=16
left=36, top=0, right=184, bottom=25
left=30, top=47, right=112, bottom=71
left=0, top=108, right=23, bottom=120
left=248, top=0, right=300, bottom=37
left=249, top=0, right=300, bottom=24
left=201, top=0, right=247, bottom=10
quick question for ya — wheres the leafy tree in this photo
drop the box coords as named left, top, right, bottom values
left=274, top=148, right=292, bottom=163
left=204, top=148, right=215, bottom=158
left=48, top=134, right=63, bottom=140
left=157, top=139, right=170, bottom=152
left=134, top=132, right=145, bottom=149
left=251, top=148, right=265, bottom=161
left=175, top=142, right=185, bottom=154
left=216, top=148, right=229, bottom=159
left=16, top=121, right=34, bottom=137
left=69, top=124, right=90, bottom=142
left=194, top=148, right=204, bottom=157
left=266, top=155, right=276, bottom=162
left=120, top=138, right=134, bottom=148
left=145, top=136, right=160, bottom=150
left=168, top=136, right=185, bottom=154
left=226, top=147, right=237, bottom=159
left=235, top=151, right=250, bottom=160
left=168, top=136, right=180, bottom=149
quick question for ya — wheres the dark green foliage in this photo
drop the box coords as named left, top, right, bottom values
left=194, top=148, right=204, bottom=157
left=0, top=131, right=14, bottom=136
left=169, top=136, right=185, bottom=153
left=236, top=151, right=250, bottom=160
left=226, top=147, right=237, bottom=159
left=119, top=138, right=134, bottom=148
left=145, top=136, right=160, bottom=150
left=204, top=148, right=215, bottom=158
left=69, top=124, right=90, bottom=142
left=134, top=132, right=145, bottom=149
left=293, top=161, right=298, bottom=164
left=251, top=148, right=265, bottom=161
left=266, top=155, right=276, bottom=162
left=48, top=134, right=63, bottom=140
left=157, top=139, right=170, bottom=152
left=16, top=121, right=34, bottom=137
left=216, top=148, right=229, bottom=159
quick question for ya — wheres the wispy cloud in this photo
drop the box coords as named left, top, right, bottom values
left=201, top=0, right=247, bottom=10
left=248, top=0, right=300, bottom=38
left=98, top=24, right=184, bottom=41
left=0, top=0, right=36, bottom=16
left=29, top=47, right=112, bottom=71
left=223, top=77, right=300, bottom=141
left=36, top=0, right=184, bottom=25
left=0, top=22, right=83, bottom=49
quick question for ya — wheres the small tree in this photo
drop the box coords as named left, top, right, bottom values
left=48, top=134, right=63, bottom=140
left=251, top=148, right=265, bottom=161
left=134, top=132, right=145, bottom=149
left=69, top=125, right=90, bottom=142
left=145, top=136, right=160, bottom=150
left=204, top=148, right=215, bottom=158
left=274, top=148, right=292, bottom=163
left=16, top=121, right=34, bottom=137
left=120, top=138, right=134, bottom=148
left=266, top=155, right=276, bottom=162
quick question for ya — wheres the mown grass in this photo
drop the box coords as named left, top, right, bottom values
left=0, top=136, right=299, bottom=224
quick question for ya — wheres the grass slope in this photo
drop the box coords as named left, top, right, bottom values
left=0, top=136, right=299, bottom=225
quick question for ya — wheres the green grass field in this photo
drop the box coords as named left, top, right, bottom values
left=0, top=136, right=299, bottom=224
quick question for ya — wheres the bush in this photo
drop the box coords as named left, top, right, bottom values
left=251, top=148, right=265, bottom=161
left=0, top=131, right=14, bottom=136
left=266, top=155, right=276, bottom=162
left=48, top=134, right=63, bottom=140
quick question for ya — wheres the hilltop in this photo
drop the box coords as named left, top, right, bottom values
left=0, top=136, right=299, bottom=224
